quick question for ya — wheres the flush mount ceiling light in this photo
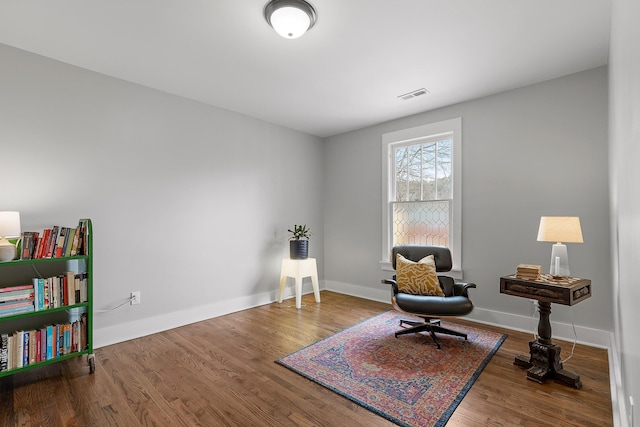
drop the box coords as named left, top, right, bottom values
left=264, top=0, right=317, bottom=39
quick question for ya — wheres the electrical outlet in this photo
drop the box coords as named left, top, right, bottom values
left=131, top=291, right=141, bottom=305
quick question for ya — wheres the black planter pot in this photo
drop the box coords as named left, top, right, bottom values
left=289, top=240, right=309, bottom=259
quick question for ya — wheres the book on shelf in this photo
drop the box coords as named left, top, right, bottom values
left=0, top=286, right=35, bottom=316
left=71, top=321, right=79, bottom=353
left=34, top=229, right=49, bottom=259
left=45, top=226, right=59, bottom=259
left=0, top=288, right=34, bottom=303
left=20, top=231, right=37, bottom=260
left=32, top=278, right=43, bottom=311
left=0, top=300, right=34, bottom=311
left=74, top=275, right=81, bottom=304
left=51, top=276, right=59, bottom=308
left=62, top=274, right=68, bottom=306
left=70, top=226, right=80, bottom=256
left=33, top=232, right=43, bottom=259
left=0, top=334, right=8, bottom=371
left=54, top=227, right=67, bottom=258
left=65, top=271, right=73, bottom=306
left=63, top=227, right=75, bottom=257
left=77, top=219, right=88, bottom=256
left=57, top=325, right=63, bottom=357
left=42, top=278, right=50, bottom=309
left=0, top=284, right=33, bottom=293
left=7, top=335, right=13, bottom=369
left=0, top=305, right=35, bottom=318
left=45, top=325, right=53, bottom=361
left=28, top=330, right=36, bottom=365
left=62, top=324, right=71, bottom=355
left=39, top=327, right=46, bottom=362
left=35, top=330, right=41, bottom=363
left=80, top=313, right=88, bottom=351
left=15, top=331, right=23, bottom=369
left=22, top=332, right=29, bottom=367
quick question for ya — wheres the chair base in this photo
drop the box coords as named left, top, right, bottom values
left=395, top=318, right=468, bottom=349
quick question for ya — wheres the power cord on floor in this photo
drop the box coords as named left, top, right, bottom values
left=95, top=295, right=136, bottom=313
left=561, top=311, right=578, bottom=364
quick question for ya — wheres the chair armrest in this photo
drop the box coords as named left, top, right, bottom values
left=453, top=281, right=476, bottom=297
left=381, top=278, right=399, bottom=295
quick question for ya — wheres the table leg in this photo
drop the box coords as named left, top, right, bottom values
left=294, top=276, right=302, bottom=309
left=513, top=301, right=582, bottom=388
left=311, top=274, right=320, bottom=303
left=277, top=275, right=287, bottom=303
left=537, top=301, right=553, bottom=345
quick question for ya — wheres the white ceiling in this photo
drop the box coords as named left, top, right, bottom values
left=0, top=0, right=611, bottom=137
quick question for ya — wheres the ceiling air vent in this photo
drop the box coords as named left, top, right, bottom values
left=398, top=88, right=430, bottom=101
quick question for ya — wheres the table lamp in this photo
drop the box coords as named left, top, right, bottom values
left=537, top=216, right=583, bottom=277
left=0, top=211, right=21, bottom=262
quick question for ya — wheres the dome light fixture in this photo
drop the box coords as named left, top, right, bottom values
left=264, top=0, right=317, bottom=39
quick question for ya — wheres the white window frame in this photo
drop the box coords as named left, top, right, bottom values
left=381, top=117, right=462, bottom=277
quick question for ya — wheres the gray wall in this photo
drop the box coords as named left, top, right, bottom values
left=610, top=0, right=640, bottom=422
left=324, top=66, right=611, bottom=334
left=0, top=43, right=325, bottom=345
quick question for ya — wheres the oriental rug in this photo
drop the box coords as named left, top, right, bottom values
left=276, top=311, right=507, bottom=427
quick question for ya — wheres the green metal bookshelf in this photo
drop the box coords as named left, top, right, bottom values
left=0, top=218, right=94, bottom=377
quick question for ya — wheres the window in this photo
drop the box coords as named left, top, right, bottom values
left=382, top=118, right=462, bottom=274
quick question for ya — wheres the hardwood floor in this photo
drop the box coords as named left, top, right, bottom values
left=0, top=291, right=613, bottom=426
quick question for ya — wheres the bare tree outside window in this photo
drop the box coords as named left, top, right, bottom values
left=392, top=137, right=452, bottom=247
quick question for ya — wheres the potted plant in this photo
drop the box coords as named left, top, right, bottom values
left=288, top=224, right=312, bottom=259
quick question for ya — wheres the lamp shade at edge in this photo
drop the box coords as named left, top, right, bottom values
left=537, top=216, right=583, bottom=243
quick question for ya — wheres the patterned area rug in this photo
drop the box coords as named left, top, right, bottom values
left=276, top=311, right=507, bottom=427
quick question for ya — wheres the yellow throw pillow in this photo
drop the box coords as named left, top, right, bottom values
left=395, top=254, right=445, bottom=296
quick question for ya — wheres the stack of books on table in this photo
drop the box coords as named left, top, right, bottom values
left=516, top=264, right=541, bottom=280
left=0, top=285, right=35, bottom=318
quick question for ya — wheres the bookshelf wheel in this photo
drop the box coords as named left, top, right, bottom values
left=87, top=354, right=96, bottom=373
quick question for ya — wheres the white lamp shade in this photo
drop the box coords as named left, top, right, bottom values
left=536, top=216, right=583, bottom=243
left=0, top=211, right=21, bottom=238
left=0, top=211, right=20, bottom=261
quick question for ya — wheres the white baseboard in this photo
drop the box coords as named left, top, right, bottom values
left=324, top=279, right=392, bottom=305
left=608, top=332, right=628, bottom=427
left=94, top=288, right=286, bottom=348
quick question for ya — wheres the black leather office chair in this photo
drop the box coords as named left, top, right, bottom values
left=382, top=245, right=475, bottom=349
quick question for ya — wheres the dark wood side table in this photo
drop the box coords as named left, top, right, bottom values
left=500, top=274, right=591, bottom=388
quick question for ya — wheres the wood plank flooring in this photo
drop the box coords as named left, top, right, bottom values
left=0, top=291, right=613, bottom=426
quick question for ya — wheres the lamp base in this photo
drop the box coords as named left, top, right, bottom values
left=0, top=240, right=16, bottom=262
left=549, top=243, right=570, bottom=277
